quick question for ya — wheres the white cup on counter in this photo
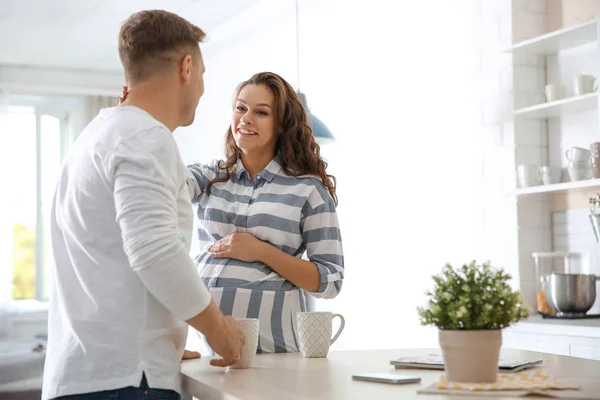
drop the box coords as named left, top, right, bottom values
left=229, top=318, right=259, bottom=369
left=517, top=164, right=541, bottom=188
left=296, top=311, right=345, bottom=358
left=573, top=75, right=597, bottom=96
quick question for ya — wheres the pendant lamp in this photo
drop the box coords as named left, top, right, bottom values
left=295, top=0, right=334, bottom=144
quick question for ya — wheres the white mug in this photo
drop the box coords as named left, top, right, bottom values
left=565, top=147, right=591, bottom=162
left=540, top=166, right=561, bottom=185
left=568, top=162, right=591, bottom=181
left=573, top=75, right=597, bottom=96
left=229, top=318, right=259, bottom=369
left=296, top=312, right=345, bottom=358
left=516, top=164, right=540, bottom=188
left=544, top=84, right=566, bottom=102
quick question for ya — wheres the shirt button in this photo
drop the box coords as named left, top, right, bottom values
left=144, top=390, right=149, bottom=395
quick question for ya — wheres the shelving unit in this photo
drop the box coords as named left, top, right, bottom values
left=514, top=92, right=598, bottom=119
left=515, top=178, right=600, bottom=196
left=507, top=19, right=600, bottom=196
left=504, top=17, right=600, bottom=315
left=507, top=18, right=598, bottom=56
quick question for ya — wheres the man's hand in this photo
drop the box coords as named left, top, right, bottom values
left=186, top=301, right=246, bottom=368
left=181, top=349, right=201, bottom=361
left=204, top=315, right=246, bottom=367
left=208, top=233, right=265, bottom=263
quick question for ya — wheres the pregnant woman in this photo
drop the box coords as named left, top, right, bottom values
left=187, top=72, right=344, bottom=353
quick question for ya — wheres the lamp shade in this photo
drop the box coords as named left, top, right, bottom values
left=298, top=91, right=334, bottom=143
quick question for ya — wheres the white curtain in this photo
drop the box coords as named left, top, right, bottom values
left=87, top=95, right=117, bottom=119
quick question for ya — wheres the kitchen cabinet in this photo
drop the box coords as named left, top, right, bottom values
left=504, top=316, right=600, bottom=361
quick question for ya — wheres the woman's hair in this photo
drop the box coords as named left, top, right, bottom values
left=207, top=72, right=337, bottom=205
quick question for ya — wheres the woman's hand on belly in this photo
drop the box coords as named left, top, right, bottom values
left=208, top=232, right=265, bottom=263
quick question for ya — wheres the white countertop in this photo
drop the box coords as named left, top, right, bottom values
left=523, top=314, right=600, bottom=327
left=180, top=348, right=600, bottom=400
left=512, top=315, right=600, bottom=338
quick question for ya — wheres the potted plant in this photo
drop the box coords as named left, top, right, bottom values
left=417, top=261, right=529, bottom=383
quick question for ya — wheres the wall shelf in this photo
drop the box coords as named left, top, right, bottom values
left=515, top=178, right=600, bottom=196
left=513, top=92, right=599, bottom=119
left=507, top=18, right=599, bottom=56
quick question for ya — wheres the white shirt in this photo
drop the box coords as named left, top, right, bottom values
left=42, top=106, right=211, bottom=399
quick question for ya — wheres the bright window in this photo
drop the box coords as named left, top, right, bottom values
left=0, top=105, right=66, bottom=301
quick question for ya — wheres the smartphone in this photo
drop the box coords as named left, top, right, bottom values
left=351, top=373, right=421, bottom=384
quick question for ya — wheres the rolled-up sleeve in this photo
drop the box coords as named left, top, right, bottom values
left=110, top=128, right=211, bottom=321
left=301, top=185, right=344, bottom=299
left=186, top=161, right=219, bottom=203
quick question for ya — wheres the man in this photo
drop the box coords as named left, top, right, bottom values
left=42, top=10, right=245, bottom=400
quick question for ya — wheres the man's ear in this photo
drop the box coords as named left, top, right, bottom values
left=180, top=55, right=193, bottom=84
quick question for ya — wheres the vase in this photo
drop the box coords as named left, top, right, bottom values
left=439, top=329, right=502, bottom=383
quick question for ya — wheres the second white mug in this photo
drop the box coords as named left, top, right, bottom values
left=296, top=311, right=345, bottom=358
left=565, top=146, right=591, bottom=162
left=545, top=84, right=566, bottom=102
left=573, top=75, right=597, bottom=96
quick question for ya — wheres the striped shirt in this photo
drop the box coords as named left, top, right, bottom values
left=187, top=154, right=344, bottom=353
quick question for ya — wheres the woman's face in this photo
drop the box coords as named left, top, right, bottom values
left=231, top=84, right=277, bottom=154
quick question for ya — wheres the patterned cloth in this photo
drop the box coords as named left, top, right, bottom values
left=438, top=369, right=580, bottom=391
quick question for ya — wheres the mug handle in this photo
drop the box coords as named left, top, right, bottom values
left=566, top=148, right=573, bottom=161
left=330, top=313, right=345, bottom=345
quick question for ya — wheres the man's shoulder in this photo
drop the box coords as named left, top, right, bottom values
left=88, top=107, right=173, bottom=155
left=101, top=106, right=170, bottom=140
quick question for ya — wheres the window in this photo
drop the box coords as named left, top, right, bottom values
left=0, top=104, right=69, bottom=302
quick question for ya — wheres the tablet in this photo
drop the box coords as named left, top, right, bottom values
left=352, top=373, right=421, bottom=384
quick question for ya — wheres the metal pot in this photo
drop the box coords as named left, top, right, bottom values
left=544, top=273, right=599, bottom=317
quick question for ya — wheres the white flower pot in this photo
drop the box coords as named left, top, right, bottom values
left=439, top=329, right=502, bottom=383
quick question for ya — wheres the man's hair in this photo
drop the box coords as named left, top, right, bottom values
left=118, top=10, right=206, bottom=83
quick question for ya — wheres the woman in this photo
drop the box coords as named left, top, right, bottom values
left=187, top=72, right=344, bottom=353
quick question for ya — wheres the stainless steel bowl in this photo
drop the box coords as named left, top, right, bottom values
left=545, top=273, right=599, bottom=317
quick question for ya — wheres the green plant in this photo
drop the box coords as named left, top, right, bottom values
left=417, top=261, right=529, bottom=330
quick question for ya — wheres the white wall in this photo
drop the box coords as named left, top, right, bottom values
left=177, top=0, right=488, bottom=351
left=547, top=0, right=600, bottom=31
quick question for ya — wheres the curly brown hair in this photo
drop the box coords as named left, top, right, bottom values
left=207, top=72, right=337, bottom=205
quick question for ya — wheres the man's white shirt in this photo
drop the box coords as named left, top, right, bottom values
left=42, top=106, right=211, bottom=399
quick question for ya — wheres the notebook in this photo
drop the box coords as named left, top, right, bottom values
left=390, top=354, right=543, bottom=373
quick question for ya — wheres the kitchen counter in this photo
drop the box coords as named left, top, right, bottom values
left=180, top=348, right=600, bottom=400
left=511, top=315, right=600, bottom=338
left=523, top=314, right=600, bottom=327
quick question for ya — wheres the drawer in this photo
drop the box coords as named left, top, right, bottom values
left=503, top=331, right=570, bottom=355
left=569, top=344, right=600, bottom=361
